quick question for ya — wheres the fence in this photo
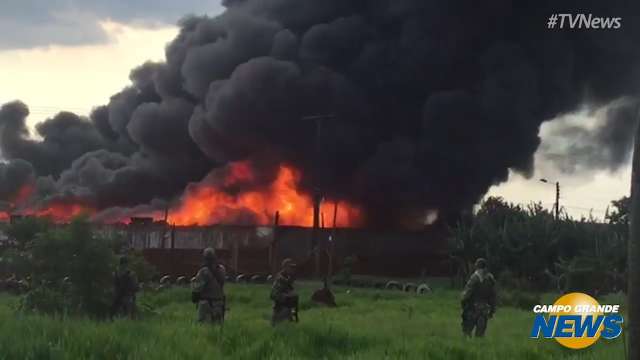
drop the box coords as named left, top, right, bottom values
left=136, top=224, right=452, bottom=279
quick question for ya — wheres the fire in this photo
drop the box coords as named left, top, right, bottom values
left=1, top=162, right=362, bottom=228
left=0, top=183, right=94, bottom=224
left=10, top=184, right=34, bottom=206
left=167, top=163, right=362, bottom=227
left=21, top=203, right=95, bottom=223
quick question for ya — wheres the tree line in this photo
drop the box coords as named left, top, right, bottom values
left=449, top=196, right=628, bottom=295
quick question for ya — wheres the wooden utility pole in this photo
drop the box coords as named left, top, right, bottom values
left=313, top=191, right=321, bottom=278
left=628, top=111, right=640, bottom=360
left=555, top=181, right=560, bottom=221
left=170, top=223, right=176, bottom=249
left=328, top=201, right=338, bottom=279
left=270, top=211, right=280, bottom=276
left=540, top=178, right=561, bottom=221
left=303, top=114, right=336, bottom=278
left=162, top=206, right=169, bottom=248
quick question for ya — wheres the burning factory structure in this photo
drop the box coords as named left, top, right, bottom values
left=108, top=218, right=449, bottom=279
left=2, top=159, right=449, bottom=278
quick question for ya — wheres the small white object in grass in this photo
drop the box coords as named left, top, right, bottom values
left=416, top=283, right=432, bottom=295
left=346, top=289, right=351, bottom=294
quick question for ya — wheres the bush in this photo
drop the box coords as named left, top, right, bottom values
left=336, top=256, right=354, bottom=284
left=498, top=289, right=540, bottom=311
left=0, top=248, right=31, bottom=279
left=25, top=217, right=116, bottom=317
left=497, top=269, right=519, bottom=290
left=5, top=217, right=52, bottom=249
left=21, top=285, right=74, bottom=315
left=127, top=250, right=158, bottom=283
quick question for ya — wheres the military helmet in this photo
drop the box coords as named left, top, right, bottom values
left=281, top=258, right=297, bottom=269
left=203, top=247, right=216, bottom=259
left=475, top=258, right=487, bottom=268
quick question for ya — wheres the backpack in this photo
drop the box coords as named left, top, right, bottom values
left=474, top=272, right=495, bottom=303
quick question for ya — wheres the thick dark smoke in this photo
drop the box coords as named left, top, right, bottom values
left=0, top=159, right=35, bottom=209
left=0, top=0, right=639, bottom=227
left=0, top=101, right=118, bottom=176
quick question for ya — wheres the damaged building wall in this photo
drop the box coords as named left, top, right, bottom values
left=120, top=220, right=450, bottom=278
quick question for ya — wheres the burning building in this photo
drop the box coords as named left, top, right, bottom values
left=94, top=218, right=450, bottom=279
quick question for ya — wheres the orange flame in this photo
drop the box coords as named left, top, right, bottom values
left=3, top=163, right=362, bottom=227
left=22, top=203, right=95, bottom=223
left=10, top=184, right=34, bottom=206
left=167, top=162, right=362, bottom=227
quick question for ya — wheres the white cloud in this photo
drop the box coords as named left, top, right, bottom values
left=488, top=109, right=633, bottom=220
left=0, top=21, right=178, bottom=125
left=0, top=0, right=224, bottom=49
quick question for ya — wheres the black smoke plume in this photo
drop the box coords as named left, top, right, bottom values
left=0, top=0, right=639, bottom=227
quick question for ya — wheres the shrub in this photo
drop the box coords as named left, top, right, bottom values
left=25, top=217, right=116, bottom=317
left=336, top=256, right=354, bottom=284
left=127, top=250, right=158, bottom=283
left=5, top=217, right=52, bottom=249
left=498, top=289, right=540, bottom=311
left=0, top=248, right=31, bottom=279
left=21, top=285, right=74, bottom=315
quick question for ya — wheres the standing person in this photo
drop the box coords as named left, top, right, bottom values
left=270, top=258, right=299, bottom=326
left=461, top=258, right=497, bottom=337
left=112, top=255, right=139, bottom=319
left=192, top=247, right=226, bottom=324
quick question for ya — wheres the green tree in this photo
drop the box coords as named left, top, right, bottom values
left=0, top=217, right=52, bottom=279
left=5, top=217, right=52, bottom=250
left=607, top=196, right=630, bottom=227
left=451, top=196, right=626, bottom=293
left=24, top=216, right=116, bottom=317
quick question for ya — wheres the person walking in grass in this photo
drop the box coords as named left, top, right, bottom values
left=112, top=255, right=139, bottom=319
left=270, top=258, right=299, bottom=325
left=461, top=258, right=497, bottom=337
left=192, top=248, right=226, bottom=324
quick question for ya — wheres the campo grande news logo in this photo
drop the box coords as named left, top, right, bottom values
left=530, top=292, right=624, bottom=349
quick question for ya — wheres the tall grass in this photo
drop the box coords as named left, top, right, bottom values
left=0, top=283, right=625, bottom=359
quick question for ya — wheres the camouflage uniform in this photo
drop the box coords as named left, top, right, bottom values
left=112, top=256, right=139, bottom=319
left=461, top=258, right=496, bottom=337
left=270, top=258, right=298, bottom=325
left=192, top=248, right=225, bottom=324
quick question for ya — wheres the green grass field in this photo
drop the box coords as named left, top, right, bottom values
left=0, top=283, right=626, bottom=360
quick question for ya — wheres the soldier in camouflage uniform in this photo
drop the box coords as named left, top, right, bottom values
left=461, top=258, right=497, bottom=337
left=111, top=255, right=139, bottom=319
left=192, top=248, right=226, bottom=324
left=270, top=258, right=298, bottom=326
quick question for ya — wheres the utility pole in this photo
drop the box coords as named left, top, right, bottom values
left=628, top=108, right=640, bottom=360
left=270, top=211, right=280, bottom=277
left=555, top=181, right=560, bottom=221
left=540, top=178, right=560, bottom=221
left=303, top=114, right=335, bottom=278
